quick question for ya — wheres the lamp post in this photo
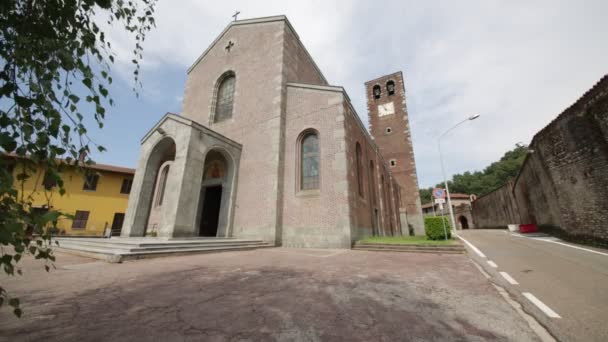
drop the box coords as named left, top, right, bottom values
left=438, top=114, right=480, bottom=234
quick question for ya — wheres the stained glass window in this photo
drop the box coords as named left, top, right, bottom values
left=215, top=75, right=235, bottom=122
left=301, top=133, right=319, bottom=190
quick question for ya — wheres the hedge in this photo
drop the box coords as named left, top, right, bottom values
left=425, top=216, right=452, bottom=240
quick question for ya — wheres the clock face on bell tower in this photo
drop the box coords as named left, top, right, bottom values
left=378, top=102, right=395, bottom=116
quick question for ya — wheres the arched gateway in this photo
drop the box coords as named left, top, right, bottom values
left=459, top=215, right=469, bottom=229
left=121, top=114, right=242, bottom=238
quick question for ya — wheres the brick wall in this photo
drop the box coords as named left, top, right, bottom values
left=181, top=17, right=330, bottom=244
left=472, top=75, right=608, bottom=246
left=175, top=16, right=404, bottom=247
left=343, top=100, right=402, bottom=240
left=365, top=72, right=424, bottom=234
left=281, top=83, right=402, bottom=247
left=281, top=84, right=351, bottom=248
left=182, top=20, right=286, bottom=242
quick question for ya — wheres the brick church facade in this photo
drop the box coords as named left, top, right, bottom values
left=121, top=15, right=423, bottom=248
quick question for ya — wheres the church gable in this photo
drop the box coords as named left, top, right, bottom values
left=181, top=18, right=286, bottom=127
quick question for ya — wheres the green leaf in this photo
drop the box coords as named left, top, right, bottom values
left=0, top=132, right=17, bottom=152
left=68, top=95, right=80, bottom=103
left=42, top=211, right=61, bottom=223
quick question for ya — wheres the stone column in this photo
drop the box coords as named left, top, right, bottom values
left=171, top=127, right=206, bottom=237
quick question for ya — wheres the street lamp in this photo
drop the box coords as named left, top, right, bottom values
left=438, top=114, right=480, bottom=234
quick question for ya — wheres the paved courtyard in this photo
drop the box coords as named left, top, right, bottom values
left=0, top=248, right=541, bottom=341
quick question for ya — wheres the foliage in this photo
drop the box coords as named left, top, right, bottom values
left=359, top=235, right=455, bottom=246
left=0, top=0, right=156, bottom=317
left=419, top=188, right=433, bottom=205
left=424, top=216, right=451, bottom=240
left=420, top=145, right=529, bottom=204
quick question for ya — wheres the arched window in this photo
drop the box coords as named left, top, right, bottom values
left=214, top=74, right=236, bottom=122
left=300, top=132, right=319, bottom=190
left=372, top=85, right=381, bottom=99
left=387, top=80, right=395, bottom=96
left=155, top=164, right=170, bottom=206
left=356, top=143, right=364, bottom=197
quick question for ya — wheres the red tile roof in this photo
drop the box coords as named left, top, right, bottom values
left=2, top=153, right=135, bottom=175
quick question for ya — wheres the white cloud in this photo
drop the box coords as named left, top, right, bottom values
left=104, top=0, right=608, bottom=188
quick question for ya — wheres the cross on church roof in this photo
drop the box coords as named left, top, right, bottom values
left=225, top=40, right=234, bottom=52
left=232, top=11, right=240, bottom=21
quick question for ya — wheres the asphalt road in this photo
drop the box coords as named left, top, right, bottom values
left=459, top=229, right=608, bottom=342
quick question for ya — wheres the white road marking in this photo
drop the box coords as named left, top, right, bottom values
left=523, top=292, right=562, bottom=319
left=531, top=238, right=608, bottom=257
left=457, top=236, right=486, bottom=258
left=487, top=260, right=498, bottom=268
left=493, top=285, right=557, bottom=342
left=500, top=271, right=519, bottom=285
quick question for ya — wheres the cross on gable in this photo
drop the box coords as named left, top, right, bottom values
left=225, top=40, right=234, bottom=52
left=232, top=11, right=240, bottom=21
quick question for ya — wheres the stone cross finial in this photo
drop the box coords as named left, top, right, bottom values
left=225, top=40, right=234, bottom=52
left=232, top=11, right=240, bottom=21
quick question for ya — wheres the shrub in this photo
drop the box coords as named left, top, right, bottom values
left=425, top=216, right=452, bottom=240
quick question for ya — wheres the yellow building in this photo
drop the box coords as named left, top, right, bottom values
left=5, top=155, right=134, bottom=236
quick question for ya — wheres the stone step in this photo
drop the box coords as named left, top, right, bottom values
left=57, top=243, right=271, bottom=254
left=53, top=237, right=273, bottom=263
left=54, top=237, right=265, bottom=248
left=56, top=239, right=270, bottom=252
left=56, top=242, right=274, bottom=263
left=352, top=247, right=465, bottom=254
left=352, top=243, right=465, bottom=254
left=354, top=243, right=464, bottom=250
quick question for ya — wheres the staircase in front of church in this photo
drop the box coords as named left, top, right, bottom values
left=54, top=237, right=273, bottom=263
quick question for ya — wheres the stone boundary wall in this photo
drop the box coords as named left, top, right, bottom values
left=472, top=75, right=608, bottom=246
left=472, top=181, right=519, bottom=228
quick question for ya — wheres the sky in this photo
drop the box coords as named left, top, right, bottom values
left=92, top=0, right=608, bottom=188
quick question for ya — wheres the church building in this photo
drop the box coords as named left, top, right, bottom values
left=121, top=15, right=423, bottom=248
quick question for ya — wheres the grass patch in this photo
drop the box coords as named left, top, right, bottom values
left=358, top=236, right=457, bottom=246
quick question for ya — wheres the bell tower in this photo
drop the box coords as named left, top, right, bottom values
left=365, top=71, right=424, bottom=234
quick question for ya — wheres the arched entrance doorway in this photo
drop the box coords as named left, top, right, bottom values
left=459, top=216, right=469, bottom=229
left=197, top=149, right=233, bottom=237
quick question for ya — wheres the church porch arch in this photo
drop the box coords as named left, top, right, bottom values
left=195, top=147, right=238, bottom=237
